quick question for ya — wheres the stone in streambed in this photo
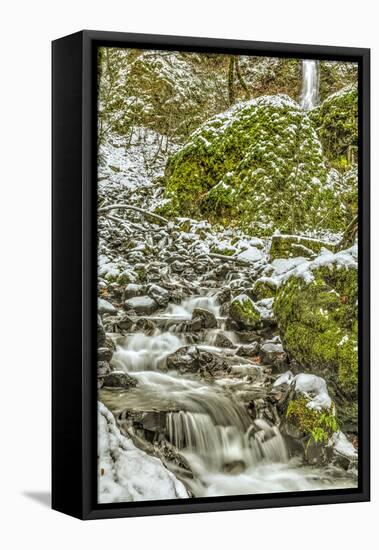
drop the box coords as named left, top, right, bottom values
left=98, top=347, right=113, bottom=363
left=102, top=371, right=138, bottom=389
left=259, top=340, right=287, bottom=370
left=215, top=287, right=231, bottom=305
left=146, top=283, right=170, bottom=307
left=113, top=315, right=134, bottom=332
left=212, top=332, right=235, bottom=348
left=135, top=317, right=156, bottom=335
left=191, top=308, right=218, bottom=329
left=124, top=295, right=159, bottom=315
left=166, top=346, right=230, bottom=376
left=166, top=347, right=198, bottom=373
left=98, top=360, right=111, bottom=378
left=236, top=341, right=260, bottom=357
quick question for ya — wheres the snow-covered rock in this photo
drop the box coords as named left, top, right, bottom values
left=274, top=371, right=332, bottom=411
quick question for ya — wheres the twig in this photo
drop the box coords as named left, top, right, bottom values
left=208, top=252, right=252, bottom=266
left=99, top=203, right=168, bottom=224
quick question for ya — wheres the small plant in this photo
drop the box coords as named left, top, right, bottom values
left=286, top=396, right=338, bottom=445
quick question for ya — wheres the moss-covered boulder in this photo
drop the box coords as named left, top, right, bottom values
left=229, top=294, right=262, bottom=330
left=269, top=234, right=336, bottom=261
left=309, top=85, right=358, bottom=167
left=162, top=95, right=352, bottom=236
left=251, top=279, right=277, bottom=301
left=273, top=247, right=358, bottom=431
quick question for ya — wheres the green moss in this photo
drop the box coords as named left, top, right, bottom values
left=210, top=244, right=236, bottom=256
left=269, top=235, right=336, bottom=261
left=275, top=264, right=357, bottom=392
left=286, top=396, right=338, bottom=445
left=309, top=86, right=358, bottom=164
left=229, top=294, right=262, bottom=329
left=274, top=261, right=358, bottom=429
left=135, top=267, right=147, bottom=283
left=251, top=279, right=276, bottom=301
left=163, top=95, right=352, bottom=236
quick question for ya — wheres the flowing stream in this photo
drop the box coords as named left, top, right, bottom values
left=100, top=291, right=356, bottom=497
left=301, top=60, right=319, bottom=110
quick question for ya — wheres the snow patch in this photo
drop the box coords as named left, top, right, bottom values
left=274, top=371, right=332, bottom=411
left=98, top=402, right=188, bottom=503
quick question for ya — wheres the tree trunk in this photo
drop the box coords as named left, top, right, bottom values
left=228, top=57, right=236, bottom=106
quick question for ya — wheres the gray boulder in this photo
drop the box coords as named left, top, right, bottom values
left=124, top=296, right=159, bottom=315
left=102, top=371, right=138, bottom=389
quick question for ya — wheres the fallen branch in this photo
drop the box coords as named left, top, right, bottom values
left=208, top=252, right=252, bottom=266
left=99, top=203, right=168, bottom=224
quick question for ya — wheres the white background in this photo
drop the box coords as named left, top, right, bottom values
left=1, top=0, right=376, bottom=548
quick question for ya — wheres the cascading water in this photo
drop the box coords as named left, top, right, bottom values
left=300, top=60, right=319, bottom=110
left=163, top=294, right=221, bottom=319
left=101, top=289, right=356, bottom=497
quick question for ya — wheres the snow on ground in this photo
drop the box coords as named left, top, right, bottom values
left=237, top=246, right=263, bottom=263
left=98, top=127, right=178, bottom=199
left=98, top=402, right=188, bottom=503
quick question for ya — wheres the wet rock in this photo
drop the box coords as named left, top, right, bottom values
left=220, top=302, right=230, bottom=316
left=229, top=294, right=262, bottom=330
left=186, top=317, right=203, bottom=332
left=260, top=341, right=287, bottom=370
left=124, top=295, right=159, bottom=315
left=215, top=288, right=231, bottom=305
left=192, top=308, right=218, bottom=329
left=223, top=460, right=245, bottom=475
left=113, top=315, right=134, bottom=332
left=147, top=283, right=170, bottom=307
left=135, top=317, right=156, bottom=335
left=102, top=371, right=138, bottom=389
left=98, top=347, right=113, bottom=362
left=236, top=341, right=260, bottom=357
left=142, top=412, right=167, bottom=433
left=212, top=332, right=235, bottom=348
left=166, top=346, right=230, bottom=376
left=98, top=360, right=111, bottom=378
left=166, top=347, right=197, bottom=373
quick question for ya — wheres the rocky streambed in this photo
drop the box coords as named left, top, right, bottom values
left=97, top=183, right=358, bottom=501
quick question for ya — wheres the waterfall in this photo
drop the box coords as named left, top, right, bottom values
left=300, top=60, right=319, bottom=110
left=112, top=331, right=183, bottom=371
left=166, top=411, right=288, bottom=472
left=163, top=294, right=221, bottom=319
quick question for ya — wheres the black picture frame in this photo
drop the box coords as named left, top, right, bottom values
left=52, top=30, right=370, bottom=520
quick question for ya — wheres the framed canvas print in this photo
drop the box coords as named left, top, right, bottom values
left=52, top=30, right=370, bottom=520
